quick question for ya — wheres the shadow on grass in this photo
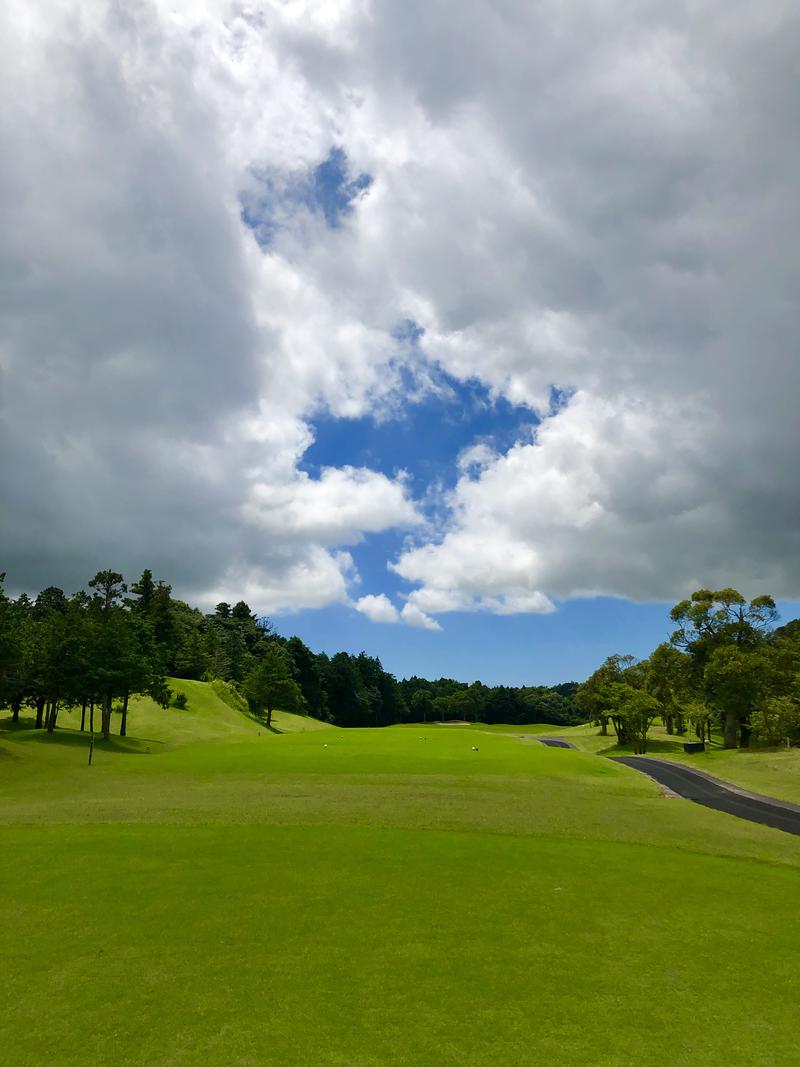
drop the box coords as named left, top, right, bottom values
left=595, top=736, right=724, bottom=757
left=4, top=726, right=162, bottom=755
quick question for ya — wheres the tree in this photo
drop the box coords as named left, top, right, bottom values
left=611, top=684, right=660, bottom=754
left=670, top=588, right=778, bottom=748
left=285, top=637, right=330, bottom=722
left=323, top=653, right=371, bottom=727
left=88, top=570, right=127, bottom=616
left=751, top=694, right=800, bottom=747
left=231, top=600, right=255, bottom=622
left=243, top=646, right=303, bottom=728
left=410, top=688, right=434, bottom=723
left=646, top=644, right=692, bottom=735
left=703, top=645, right=770, bottom=749
left=130, top=568, right=155, bottom=614
left=670, top=589, right=777, bottom=672
left=33, top=585, right=67, bottom=619
left=575, top=655, right=636, bottom=741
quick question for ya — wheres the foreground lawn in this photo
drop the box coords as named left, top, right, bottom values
left=2, top=691, right=800, bottom=1065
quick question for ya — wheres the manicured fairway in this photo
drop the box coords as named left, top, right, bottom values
left=2, top=689, right=800, bottom=1065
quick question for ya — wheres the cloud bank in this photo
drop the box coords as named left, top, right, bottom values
left=1, top=1, right=798, bottom=626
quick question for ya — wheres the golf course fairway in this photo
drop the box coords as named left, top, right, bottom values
left=2, top=685, right=799, bottom=1065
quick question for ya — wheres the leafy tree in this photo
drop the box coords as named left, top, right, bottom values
left=670, top=588, right=778, bottom=656
left=130, top=568, right=155, bottom=614
left=285, top=636, right=329, bottom=721
left=243, top=646, right=303, bottom=728
left=751, top=694, right=800, bottom=747
left=646, top=643, right=692, bottom=735
left=670, top=589, right=779, bottom=748
left=703, top=645, right=770, bottom=749
left=323, top=653, right=371, bottom=726
left=88, top=570, right=127, bottom=617
left=410, top=688, right=434, bottom=722
left=575, top=655, right=636, bottom=740
left=610, top=684, right=660, bottom=754
left=33, top=585, right=67, bottom=619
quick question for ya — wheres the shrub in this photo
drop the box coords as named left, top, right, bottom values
left=173, top=691, right=189, bottom=710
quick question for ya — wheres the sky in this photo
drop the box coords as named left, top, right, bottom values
left=2, top=1, right=799, bottom=685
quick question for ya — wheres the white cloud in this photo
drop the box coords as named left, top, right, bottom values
left=243, top=466, right=419, bottom=544
left=400, top=602, right=442, bottom=632
left=354, top=594, right=400, bottom=624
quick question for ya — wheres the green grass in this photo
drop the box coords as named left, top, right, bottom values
left=537, top=721, right=800, bottom=804
left=2, top=689, right=800, bottom=1065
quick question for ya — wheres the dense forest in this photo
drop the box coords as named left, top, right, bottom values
left=0, top=568, right=582, bottom=738
left=576, top=589, right=800, bottom=752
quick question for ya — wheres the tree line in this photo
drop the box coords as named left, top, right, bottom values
left=576, top=588, right=800, bottom=753
left=0, top=568, right=583, bottom=737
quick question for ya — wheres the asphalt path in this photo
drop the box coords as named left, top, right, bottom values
left=612, top=756, right=800, bottom=837
left=537, top=738, right=577, bottom=750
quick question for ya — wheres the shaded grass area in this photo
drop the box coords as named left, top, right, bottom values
left=3, top=690, right=800, bottom=1065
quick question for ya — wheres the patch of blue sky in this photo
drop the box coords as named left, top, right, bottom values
left=301, top=369, right=538, bottom=494
left=300, top=361, right=543, bottom=625
left=275, top=598, right=678, bottom=686
left=240, top=146, right=372, bottom=246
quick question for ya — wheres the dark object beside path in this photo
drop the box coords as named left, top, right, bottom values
left=537, top=738, right=577, bottom=750
left=612, top=756, right=800, bottom=837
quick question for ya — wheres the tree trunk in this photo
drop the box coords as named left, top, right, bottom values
left=664, top=715, right=674, bottom=735
left=739, top=720, right=752, bottom=749
left=266, top=704, right=273, bottom=729
left=11, top=698, right=21, bottom=723
left=119, top=692, right=129, bottom=737
left=675, top=713, right=686, bottom=736
left=46, top=700, right=58, bottom=733
left=80, top=699, right=87, bottom=731
left=102, top=692, right=113, bottom=741
left=35, top=696, right=46, bottom=729
left=599, top=715, right=608, bottom=736
left=90, top=700, right=94, bottom=733
left=723, top=710, right=738, bottom=749
left=706, top=720, right=712, bottom=742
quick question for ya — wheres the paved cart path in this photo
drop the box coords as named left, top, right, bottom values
left=611, top=756, right=800, bottom=837
left=537, top=738, right=577, bottom=750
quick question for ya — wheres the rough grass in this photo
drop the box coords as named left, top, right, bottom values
left=2, top=689, right=800, bottom=1065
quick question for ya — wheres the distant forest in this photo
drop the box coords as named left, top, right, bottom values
left=0, top=568, right=583, bottom=738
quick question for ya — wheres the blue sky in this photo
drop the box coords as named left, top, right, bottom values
left=276, top=594, right=800, bottom=687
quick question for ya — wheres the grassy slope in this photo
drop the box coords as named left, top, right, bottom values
left=2, top=689, right=800, bottom=1065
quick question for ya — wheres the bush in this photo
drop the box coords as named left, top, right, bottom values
left=173, top=691, right=189, bottom=710
left=210, top=677, right=248, bottom=714
left=751, top=696, right=800, bottom=746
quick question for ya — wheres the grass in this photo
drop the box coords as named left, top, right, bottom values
left=2, top=688, right=800, bottom=1065
left=527, top=721, right=800, bottom=804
